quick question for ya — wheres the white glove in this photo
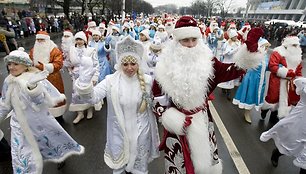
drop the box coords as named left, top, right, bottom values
left=78, top=56, right=95, bottom=85
left=27, top=70, right=49, bottom=89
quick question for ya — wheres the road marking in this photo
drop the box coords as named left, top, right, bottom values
left=208, top=101, right=250, bottom=174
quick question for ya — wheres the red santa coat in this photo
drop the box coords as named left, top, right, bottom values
left=29, top=46, right=67, bottom=117
left=265, top=48, right=302, bottom=118
left=152, top=57, right=245, bottom=174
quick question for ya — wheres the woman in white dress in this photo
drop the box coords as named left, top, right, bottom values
left=0, top=48, right=84, bottom=174
left=260, top=77, right=306, bottom=174
left=75, top=36, right=160, bottom=174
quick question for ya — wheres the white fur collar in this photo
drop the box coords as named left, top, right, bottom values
left=155, top=41, right=214, bottom=110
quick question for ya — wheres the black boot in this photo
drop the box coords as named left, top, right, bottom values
left=271, top=148, right=283, bottom=167
left=0, top=137, right=11, bottom=162
left=300, top=168, right=306, bottom=174
left=125, top=171, right=132, bottom=174
left=261, top=109, right=269, bottom=120
left=226, top=89, right=231, bottom=101
left=269, top=111, right=279, bottom=125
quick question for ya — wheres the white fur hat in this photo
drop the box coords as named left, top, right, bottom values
left=74, top=31, right=87, bottom=43
left=150, top=37, right=162, bottom=50
left=228, top=29, right=238, bottom=39
left=88, top=21, right=96, bottom=28
left=140, top=29, right=150, bottom=40
left=99, top=23, right=106, bottom=29
left=4, top=47, right=33, bottom=66
left=112, top=25, right=121, bottom=32
left=173, top=16, right=201, bottom=41
left=157, top=25, right=165, bottom=30
left=282, top=36, right=300, bottom=46
left=63, top=30, right=73, bottom=37
left=36, top=31, right=50, bottom=40
left=91, top=30, right=101, bottom=37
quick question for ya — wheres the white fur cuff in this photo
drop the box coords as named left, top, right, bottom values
left=44, top=63, right=54, bottom=73
left=0, top=129, right=3, bottom=140
left=161, top=107, right=185, bottom=135
left=277, top=66, right=288, bottom=78
left=75, top=79, right=93, bottom=95
left=26, top=84, right=44, bottom=97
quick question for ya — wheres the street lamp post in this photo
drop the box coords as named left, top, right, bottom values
left=122, top=0, right=126, bottom=23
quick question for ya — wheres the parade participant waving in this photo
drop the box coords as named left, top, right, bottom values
left=75, top=36, right=160, bottom=174
left=0, top=48, right=84, bottom=174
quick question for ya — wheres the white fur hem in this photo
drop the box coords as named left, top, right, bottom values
left=76, top=79, right=93, bottom=95
left=261, top=100, right=278, bottom=111
left=161, top=107, right=185, bottom=135
left=278, top=79, right=290, bottom=118
left=44, top=63, right=54, bottom=73
left=44, top=145, right=85, bottom=163
left=232, top=99, right=257, bottom=110
left=209, top=160, right=223, bottom=174
left=104, top=152, right=129, bottom=170
left=276, top=67, right=288, bottom=78
left=173, top=27, right=202, bottom=41
left=233, top=44, right=264, bottom=70
left=49, top=103, right=67, bottom=117
left=69, top=103, right=91, bottom=111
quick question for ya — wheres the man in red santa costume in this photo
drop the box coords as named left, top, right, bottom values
left=29, top=31, right=67, bottom=124
left=152, top=16, right=264, bottom=174
left=261, top=36, right=303, bottom=123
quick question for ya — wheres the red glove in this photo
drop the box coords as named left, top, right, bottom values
left=245, top=28, right=264, bottom=52
left=286, top=69, right=296, bottom=78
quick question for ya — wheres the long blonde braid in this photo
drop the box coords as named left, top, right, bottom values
left=137, top=69, right=148, bottom=113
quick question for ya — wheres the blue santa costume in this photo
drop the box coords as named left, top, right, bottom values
left=88, top=30, right=112, bottom=82
left=233, top=38, right=270, bottom=111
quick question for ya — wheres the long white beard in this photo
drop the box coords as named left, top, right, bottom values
left=155, top=41, right=214, bottom=110
left=33, top=40, right=52, bottom=65
left=280, top=45, right=302, bottom=69
left=155, top=31, right=168, bottom=42
left=61, top=37, right=74, bottom=55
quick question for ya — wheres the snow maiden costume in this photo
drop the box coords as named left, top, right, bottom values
left=0, top=48, right=84, bottom=174
left=260, top=77, right=306, bottom=172
left=75, top=36, right=160, bottom=174
left=152, top=16, right=265, bottom=174
left=233, top=38, right=270, bottom=110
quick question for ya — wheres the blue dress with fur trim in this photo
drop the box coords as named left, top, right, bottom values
left=233, top=55, right=269, bottom=110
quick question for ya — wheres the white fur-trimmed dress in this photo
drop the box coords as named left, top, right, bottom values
left=0, top=71, right=84, bottom=174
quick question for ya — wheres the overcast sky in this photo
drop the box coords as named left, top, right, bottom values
left=143, top=0, right=247, bottom=8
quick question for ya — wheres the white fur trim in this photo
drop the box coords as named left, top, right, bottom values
left=186, top=111, right=212, bottom=173
left=173, top=27, right=202, bottom=41
left=160, top=107, right=185, bottom=135
left=44, top=63, right=54, bottom=73
left=261, top=100, right=278, bottom=111
left=49, top=103, right=67, bottom=117
left=63, top=31, right=73, bottom=37
left=11, top=95, right=43, bottom=174
left=276, top=66, right=288, bottom=78
left=45, top=145, right=85, bottom=163
left=278, top=79, right=291, bottom=118
left=233, top=44, right=264, bottom=70
left=36, top=34, right=50, bottom=40
left=26, top=83, right=44, bottom=97
left=75, top=79, right=93, bottom=95
left=69, top=103, right=91, bottom=111
left=209, top=160, right=223, bottom=174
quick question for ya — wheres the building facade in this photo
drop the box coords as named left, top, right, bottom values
left=245, top=0, right=306, bottom=21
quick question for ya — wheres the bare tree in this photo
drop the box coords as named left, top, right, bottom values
left=216, top=0, right=234, bottom=18
left=53, top=0, right=72, bottom=19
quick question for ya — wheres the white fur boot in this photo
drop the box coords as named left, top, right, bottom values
left=244, top=109, right=252, bottom=124
left=87, top=107, right=93, bottom=119
left=73, top=111, right=84, bottom=124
